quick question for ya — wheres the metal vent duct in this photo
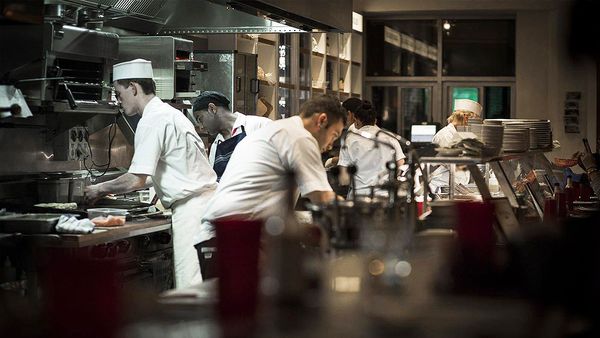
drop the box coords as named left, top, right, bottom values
left=160, top=0, right=352, bottom=35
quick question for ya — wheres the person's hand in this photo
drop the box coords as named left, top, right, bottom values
left=84, top=184, right=104, bottom=205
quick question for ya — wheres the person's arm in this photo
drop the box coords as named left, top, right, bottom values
left=581, top=152, right=600, bottom=197
left=85, top=173, right=148, bottom=201
left=305, top=190, right=336, bottom=204
left=283, top=136, right=335, bottom=203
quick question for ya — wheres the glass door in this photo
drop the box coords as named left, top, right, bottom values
left=369, top=84, right=437, bottom=139
left=443, top=82, right=515, bottom=119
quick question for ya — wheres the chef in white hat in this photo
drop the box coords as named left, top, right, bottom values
left=85, top=59, right=217, bottom=289
left=429, top=99, right=482, bottom=192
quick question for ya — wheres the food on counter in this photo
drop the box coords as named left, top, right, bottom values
left=91, top=215, right=126, bottom=227
left=553, top=157, right=579, bottom=168
left=34, top=202, right=78, bottom=210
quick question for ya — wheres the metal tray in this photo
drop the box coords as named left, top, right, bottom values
left=0, top=213, right=64, bottom=234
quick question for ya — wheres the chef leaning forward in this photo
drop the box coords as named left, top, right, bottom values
left=429, top=98, right=483, bottom=192
left=193, top=95, right=347, bottom=280
left=85, top=59, right=218, bottom=289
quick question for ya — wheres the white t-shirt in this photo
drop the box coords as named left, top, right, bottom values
left=195, top=115, right=332, bottom=244
left=129, top=97, right=217, bottom=208
left=208, top=112, right=272, bottom=166
left=339, top=124, right=406, bottom=195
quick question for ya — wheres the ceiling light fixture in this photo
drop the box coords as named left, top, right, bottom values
left=443, top=20, right=451, bottom=30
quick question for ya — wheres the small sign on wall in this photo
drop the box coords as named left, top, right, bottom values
left=564, top=91, right=581, bottom=133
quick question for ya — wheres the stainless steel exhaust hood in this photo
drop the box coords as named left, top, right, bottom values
left=160, top=0, right=352, bottom=35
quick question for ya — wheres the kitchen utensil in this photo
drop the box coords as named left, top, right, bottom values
left=0, top=213, right=65, bottom=233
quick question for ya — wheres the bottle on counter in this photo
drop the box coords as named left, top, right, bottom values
left=554, top=182, right=567, bottom=218
left=564, top=175, right=575, bottom=211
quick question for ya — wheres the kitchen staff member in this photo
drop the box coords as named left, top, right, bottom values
left=85, top=59, right=217, bottom=288
left=338, top=100, right=406, bottom=196
left=430, top=98, right=482, bottom=192
left=324, top=97, right=361, bottom=169
left=194, top=95, right=347, bottom=279
left=192, top=91, right=272, bottom=181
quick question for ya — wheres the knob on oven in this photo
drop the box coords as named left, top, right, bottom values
left=140, top=235, right=152, bottom=249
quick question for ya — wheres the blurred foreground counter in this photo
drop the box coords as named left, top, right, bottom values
left=0, top=218, right=174, bottom=300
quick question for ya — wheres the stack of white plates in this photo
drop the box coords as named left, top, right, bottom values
left=484, top=119, right=552, bottom=150
left=470, top=124, right=504, bottom=155
left=502, top=128, right=530, bottom=152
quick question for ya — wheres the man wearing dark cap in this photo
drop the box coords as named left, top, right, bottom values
left=192, top=91, right=271, bottom=181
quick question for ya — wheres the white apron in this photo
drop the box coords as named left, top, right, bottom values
left=171, top=189, right=215, bottom=288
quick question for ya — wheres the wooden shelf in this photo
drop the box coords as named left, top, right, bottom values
left=312, top=87, right=326, bottom=93
left=352, top=61, right=361, bottom=67
left=259, top=79, right=275, bottom=87
left=312, top=51, right=325, bottom=58
left=340, top=59, right=351, bottom=65
left=326, top=55, right=339, bottom=62
left=299, top=85, right=311, bottom=91
left=279, top=82, right=295, bottom=90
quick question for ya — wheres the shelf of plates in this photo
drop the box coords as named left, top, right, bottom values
left=235, top=30, right=363, bottom=120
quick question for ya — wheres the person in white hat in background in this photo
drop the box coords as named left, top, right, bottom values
left=85, top=59, right=218, bottom=289
left=429, top=98, right=483, bottom=192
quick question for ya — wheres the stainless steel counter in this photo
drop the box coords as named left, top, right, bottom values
left=18, top=218, right=171, bottom=248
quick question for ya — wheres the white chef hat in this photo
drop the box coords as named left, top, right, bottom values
left=454, top=99, right=482, bottom=116
left=112, top=59, right=154, bottom=81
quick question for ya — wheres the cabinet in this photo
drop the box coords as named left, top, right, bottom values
left=233, top=31, right=363, bottom=120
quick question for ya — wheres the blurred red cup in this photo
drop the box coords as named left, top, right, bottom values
left=455, top=201, right=495, bottom=264
left=214, top=218, right=263, bottom=322
left=416, top=201, right=424, bottom=217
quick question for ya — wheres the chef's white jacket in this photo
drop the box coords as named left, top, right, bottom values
left=339, top=125, right=406, bottom=195
left=208, top=112, right=272, bottom=166
left=429, top=123, right=470, bottom=192
left=432, top=123, right=457, bottom=148
left=129, top=97, right=218, bottom=288
left=129, top=97, right=217, bottom=205
left=195, top=115, right=333, bottom=244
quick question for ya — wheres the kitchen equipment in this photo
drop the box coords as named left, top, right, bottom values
left=193, top=51, right=258, bottom=115
left=87, top=208, right=128, bottom=220
left=0, top=213, right=64, bottom=233
left=118, top=36, right=207, bottom=100
left=0, top=22, right=118, bottom=114
left=308, top=198, right=390, bottom=251
left=36, top=178, right=70, bottom=203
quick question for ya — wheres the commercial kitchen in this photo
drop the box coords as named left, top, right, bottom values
left=0, top=0, right=599, bottom=337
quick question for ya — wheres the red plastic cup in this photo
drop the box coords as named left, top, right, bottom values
left=214, top=218, right=263, bottom=322
left=416, top=201, right=424, bottom=217
left=455, top=201, right=495, bottom=264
